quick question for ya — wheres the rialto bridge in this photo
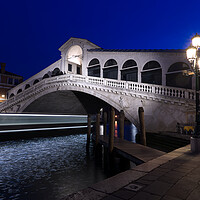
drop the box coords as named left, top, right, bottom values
left=0, top=37, right=197, bottom=133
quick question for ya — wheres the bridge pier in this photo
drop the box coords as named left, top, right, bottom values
left=109, top=107, right=115, bottom=153
left=87, top=114, right=91, bottom=147
left=138, top=107, right=146, bottom=146
left=95, top=111, right=100, bottom=147
left=103, top=111, right=107, bottom=135
left=119, top=110, right=125, bottom=139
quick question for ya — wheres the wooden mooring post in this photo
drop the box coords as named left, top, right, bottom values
left=109, top=107, right=115, bottom=153
left=138, top=107, right=146, bottom=146
left=95, top=111, right=100, bottom=147
left=103, top=111, right=107, bottom=135
left=119, top=110, right=125, bottom=139
left=87, top=114, right=91, bottom=147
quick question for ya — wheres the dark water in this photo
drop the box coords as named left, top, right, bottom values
left=0, top=134, right=107, bottom=200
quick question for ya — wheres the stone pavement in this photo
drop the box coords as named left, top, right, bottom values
left=66, top=144, right=200, bottom=200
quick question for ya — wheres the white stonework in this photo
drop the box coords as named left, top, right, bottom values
left=0, top=37, right=196, bottom=133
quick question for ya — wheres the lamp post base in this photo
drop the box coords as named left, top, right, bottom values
left=191, top=137, right=200, bottom=153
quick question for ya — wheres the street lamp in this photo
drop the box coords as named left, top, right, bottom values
left=186, top=33, right=200, bottom=153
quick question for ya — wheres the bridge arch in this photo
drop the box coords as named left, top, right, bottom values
left=33, top=79, right=39, bottom=85
left=66, top=45, right=83, bottom=75
left=9, top=93, right=14, bottom=98
left=18, top=83, right=139, bottom=128
left=103, top=59, right=118, bottom=80
left=17, top=89, right=22, bottom=94
left=25, top=84, right=30, bottom=90
left=88, top=58, right=101, bottom=77
left=121, top=59, right=138, bottom=82
left=141, top=60, right=162, bottom=85
left=166, top=62, right=192, bottom=89
left=42, top=73, right=50, bottom=79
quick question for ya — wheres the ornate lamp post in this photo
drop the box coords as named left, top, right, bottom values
left=186, top=33, right=200, bottom=153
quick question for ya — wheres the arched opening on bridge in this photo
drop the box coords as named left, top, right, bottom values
left=17, top=89, right=22, bottom=94
left=42, top=74, right=50, bottom=79
left=166, top=62, right=192, bottom=89
left=121, top=60, right=138, bottom=82
left=103, top=59, right=118, bottom=80
left=88, top=58, right=100, bottom=77
left=141, top=61, right=162, bottom=85
left=51, top=68, right=63, bottom=77
left=66, top=45, right=83, bottom=75
left=33, top=79, right=39, bottom=85
left=25, top=84, right=30, bottom=90
left=9, top=93, right=14, bottom=98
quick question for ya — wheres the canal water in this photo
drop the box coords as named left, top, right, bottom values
left=0, top=133, right=107, bottom=200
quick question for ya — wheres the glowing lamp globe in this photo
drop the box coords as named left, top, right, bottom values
left=192, top=33, right=200, bottom=48
left=186, top=46, right=196, bottom=61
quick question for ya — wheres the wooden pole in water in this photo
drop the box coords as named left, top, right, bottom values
left=119, top=110, right=125, bottom=139
left=103, top=111, right=107, bottom=135
left=109, top=107, right=115, bottom=153
left=138, top=107, right=146, bottom=146
left=87, top=114, right=91, bottom=146
left=95, top=111, right=100, bottom=146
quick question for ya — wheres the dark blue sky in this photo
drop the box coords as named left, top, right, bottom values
left=1, top=0, right=200, bottom=80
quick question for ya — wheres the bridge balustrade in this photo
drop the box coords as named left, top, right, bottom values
left=2, top=74, right=197, bottom=112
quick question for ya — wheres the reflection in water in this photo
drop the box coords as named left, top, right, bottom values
left=0, top=134, right=107, bottom=200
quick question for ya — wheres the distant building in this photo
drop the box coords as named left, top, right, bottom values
left=0, top=63, right=23, bottom=102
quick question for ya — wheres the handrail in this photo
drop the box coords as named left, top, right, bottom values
left=0, top=74, right=196, bottom=111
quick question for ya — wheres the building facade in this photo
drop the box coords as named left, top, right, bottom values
left=6, top=37, right=193, bottom=98
left=0, top=63, right=23, bottom=102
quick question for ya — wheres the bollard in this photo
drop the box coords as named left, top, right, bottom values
left=119, top=110, right=125, bottom=139
left=87, top=114, right=91, bottom=146
left=95, top=112, right=100, bottom=146
left=109, top=107, right=115, bottom=153
left=138, top=107, right=146, bottom=146
left=103, top=111, right=107, bottom=135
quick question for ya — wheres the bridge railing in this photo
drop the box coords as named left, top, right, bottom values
left=1, top=74, right=196, bottom=110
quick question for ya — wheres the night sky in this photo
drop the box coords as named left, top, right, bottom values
left=1, top=0, right=200, bottom=80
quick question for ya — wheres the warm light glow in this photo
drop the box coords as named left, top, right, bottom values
left=198, top=59, right=200, bottom=68
left=1, top=95, right=5, bottom=98
left=67, top=45, right=82, bottom=65
left=192, top=34, right=200, bottom=48
left=186, top=46, right=196, bottom=61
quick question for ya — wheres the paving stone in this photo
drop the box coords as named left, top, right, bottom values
left=138, top=174, right=158, bottom=181
left=133, top=162, right=160, bottom=172
left=148, top=168, right=168, bottom=178
left=130, top=191, right=161, bottom=200
left=161, top=195, right=181, bottom=200
left=143, top=180, right=172, bottom=196
left=172, top=165, right=193, bottom=173
left=186, top=186, right=200, bottom=200
left=112, top=188, right=136, bottom=199
left=91, top=170, right=146, bottom=194
left=166, top=176, right=198, bottom=199
left=135, top=179, right=154, bottom=186
left=65, top=188, right=107, bottom=200
left=158, top=171, right=185, bottom=184
left=102, top=195, right=122, bottom=200
left=159, top=162, right=180, bottom=170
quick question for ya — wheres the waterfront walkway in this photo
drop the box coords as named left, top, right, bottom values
left=98, top=135, right=165, bottom=164
left=66, top=144, right=200, bottom=200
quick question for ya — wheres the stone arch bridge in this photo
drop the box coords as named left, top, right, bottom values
left=0, top=74, right=196, bottom=133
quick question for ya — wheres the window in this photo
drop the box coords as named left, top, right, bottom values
left=14, top=79, right=19, bottom=85
left=121, top=60, right=138, bottom=82
left=166, top=62, right=192, bottom=89
left=141, top=61, right=162, bottom=85
left=68, top=64, right=72, bottom=72
left=103, top=59, right=118, bottom=80
left=88, top=58, right=100, bottom=77
left=8, top=78, right=13, bottom=84
left=77, top=65, right=81, bottom=74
